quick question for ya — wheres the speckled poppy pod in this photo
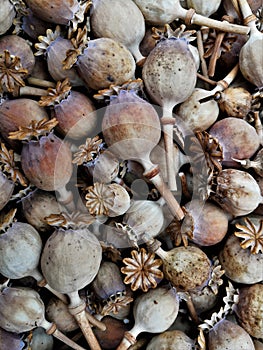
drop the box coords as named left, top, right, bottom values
left=0, top=286, right=86, bottom=350
left=25, top=0, right=89, bottom=28
left=90, top=0, right=146, bottom=64
left=39, top=79, right=97, bottom=140
left=35, top=26, right=84, bottom=86
left=63, top=27, right=136, bottom=91
left=8, top=118, right=74, bottom=210
left=0, top=0, right=16, bottom=35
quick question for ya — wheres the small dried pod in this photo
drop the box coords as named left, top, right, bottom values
left=186, top=0, right=221, bottom=17
left=149, top=241, right=212, bottom=291
left=239, top=0, right=263, bottom=88
left=177, top=88, right=219, bottom=133
left=117, top=286, right=179, bottom=350
left=213, top=169, right=262, bottom=216
left=91, top=151, right=120, bottom=184
left=121, top=200, right=164, bottom=244
left=91, top=261, right=126, bottom=300
left=0, top=211, right=43, bottom=281
left=0, top=98, right=48, bottom=151
left=85, top=182, right=131, bottom=217
left=0, top=0, right=16, bottom=35
left=234, top=284, right=263, bottom=339
left=35, top=27, right=84, bottom=86
left=64, top=29, right=136, bottom=91
left=184, top=199, right=229, bottom=246
left=219, top=234, right=263, bottom=284
left=209, top=117, right=260, bottom=167
left=0, top=327, right=24, bottom=350
left=29, top=327, right=54, bottom=350
left=91, top=0, right=146, bottom=64
left=46, top=297, right=79, bottom=333
left=39, top=79, right=97, bottom=140
left=218, top=86, right=252, bottom=118
left=21, top=189, right=65, bottom=233
left=0, top=34, right=35, bottom=75
left=208, top=319, right=255, bottom=350
left=146, top=329, right=195, bottom=350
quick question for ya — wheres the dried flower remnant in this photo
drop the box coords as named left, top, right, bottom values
left=121, top=248, right=163, bottom=292
left=38, top=78, right=72, bottom=107
left=35, top=26, right=62, bottom=56
left=73, top=136, right=103, bottom=166
left=235, top=217, right=263, bottom=254
left=44, top=211, right=95, bottom=230
left=63, top=27, right=89, bottom=69
left=8, top=118, right=58, bottom=141
left=165, top=208, right=194, bottom=247
left=93, top=78, right=144, bottom=101
left=101, top=292, right=133, bottom=317
left=189, top=131, right=223, bottom=173
left=0, top=50, right=28, bottom=93
left=0, top=143, right=27, bottom=186
left=85, top=182, right=112, bottom=216
left=207, top=258, right=225, bottom=295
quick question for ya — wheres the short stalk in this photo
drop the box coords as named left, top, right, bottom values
left=68, top=291, right=102, bottom=350
left=27, top=77, right=56, bottom=88
left=197, top=30, right=209, bottom=89
left=40, top=319, right=86, bottom=350
left=15, top=86, right=48, bottom=97
left=174, top=1, right=250, bottom=35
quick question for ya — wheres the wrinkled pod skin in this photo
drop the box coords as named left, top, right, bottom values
left=41, top=227, right=102, bottom=294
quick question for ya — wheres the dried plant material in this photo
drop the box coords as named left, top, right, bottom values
left=121, top=248, right=163, bottom=292
left=0, top=208, right=17, bottom=232
left=72, top=136, right=103, bottom=165
left=100, top=241, right=122, bottom=262
left=0, top=50, right=28, bottom=94
left=199, top=281, right=239, bottom=332
left=152, top=24, right=196, bottom=42
left=10, top=184, right=35, bottom=201
left=35, top=26, right=61, bottom=56
left=235, top=217, right=263, bottom=254
left=192, top=165, right=215, bottom=201
left=204, top=28, right=237, bottom=61
left=196, top=328, right=206, bottom=350
left=115, top=222, right=140, bottom=248
left=69, top=0, right=92, bottom=35
left=255, top=7, right=263, bottom=32
left=44, top=211, right=95, bottom=229
left=39, top=78, right=72, bottom=107
left=190, top=131, right=223, bottom=173
left=222, top=281, right=239, bottom=314
left=63, top=27, right=89, bottom=69
left=207, top=258, right=225, bottom=294
left=8, top=118, right=58, bottom=141
left=93, top=78, right=144, bottom=101
left=166, top=207, right=194, bottom=247
left=101, top=292, right=133, bottom=316
left=233, top=148, right=263, bottom=177
left=85, top=182, right=111, bottom=216
left=0, top=143, right=27, bottom=186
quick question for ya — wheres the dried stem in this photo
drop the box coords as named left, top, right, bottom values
left=117, top=331, right=137, bottom=350
left=196, top=73, right=217, bottom=86
left=238, top=0, right=257, bottom=27
left=40, top=319, right=86, bottom=350
left=142, top=163, right=184, bottom=220
left=184, top=292, right=200, bottom=324
left=14, top=86, right=48, bottom=97
left=174, top=1, right=250, bottom=34
left=162, top=120, right=177, bottom=191
left=230, top=0, right=242, bottom=19
left=207, top=30, right=226, bottom=77
left=27, top=77, right=56, bottom=88
left=196, top=30, right=209, bottom=89
left=56, top=186, right=75, bottom=212
left=68, top=296, right=102, bottom=350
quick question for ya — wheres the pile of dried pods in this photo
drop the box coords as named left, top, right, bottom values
left=0, top=0, right=262, bottom=349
